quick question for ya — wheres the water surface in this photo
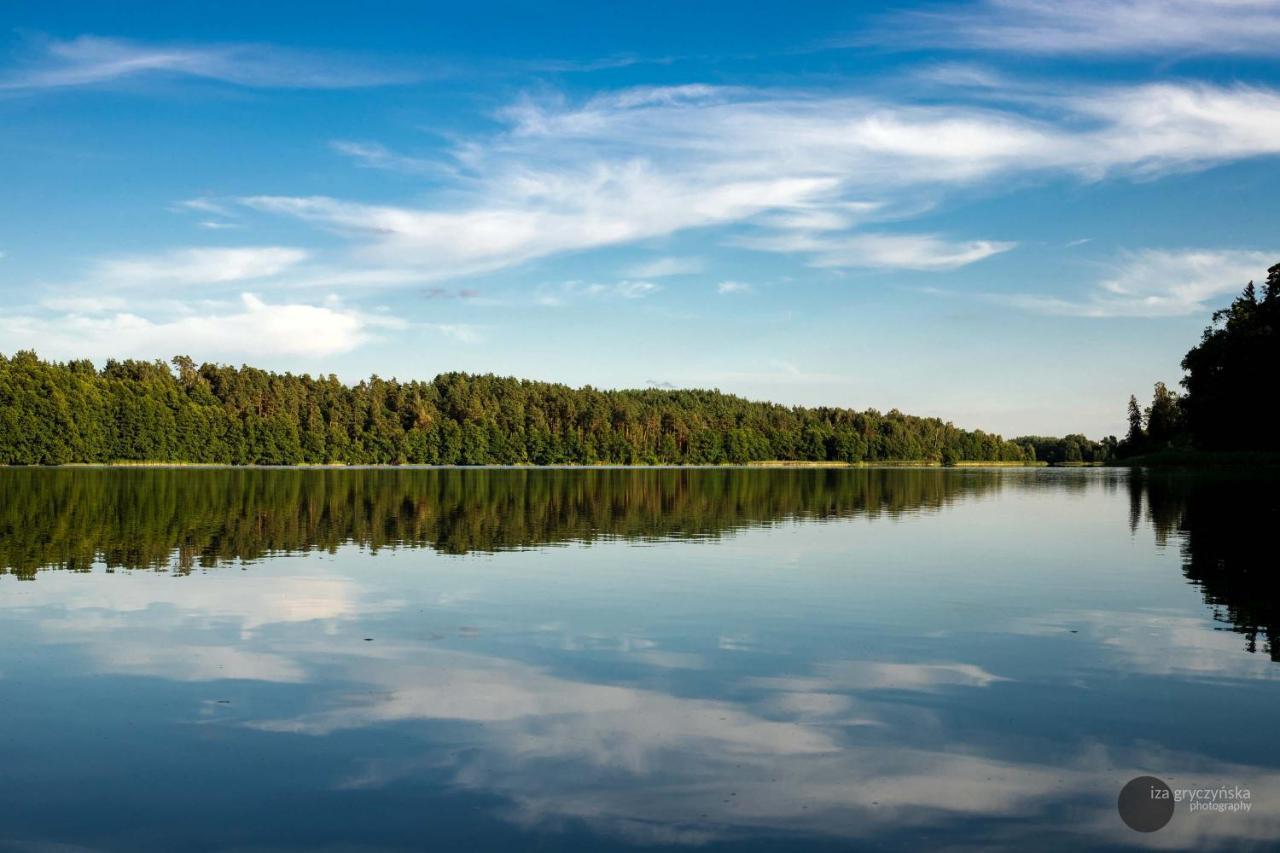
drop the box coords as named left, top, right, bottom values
left=0, top=467, right=1276, bottom=850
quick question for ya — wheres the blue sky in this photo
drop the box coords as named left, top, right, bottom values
left=3, top=0, right=1279, bottom=438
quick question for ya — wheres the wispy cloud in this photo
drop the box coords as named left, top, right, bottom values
left=615, top=280, right=660, bottom=299
left=0, top=35, right=418, bottom=92
left=885, top=0, right=1280, bottom=57
left=93, top=246, right=308, bottom=287
left=536, top=280, right=662, bottom=306
left=176, top=198, right=233, bottom=216
left=427, top=323, right=485, bottom=344
left=623, top=256, right=704, bottom=278
left=998, top=249, right=1275, bottom=317
left=228, top=81, right=1280, bottom=280
left=735, top=231, right=1015, bottom=271
left=330, top=140, right=442, bottom=175
left=717, top=281, right=751, bottom=294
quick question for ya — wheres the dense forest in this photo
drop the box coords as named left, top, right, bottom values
left=1120, top=262, right=1280, bottom=457
left=0, top=351, right=1033, bottom=466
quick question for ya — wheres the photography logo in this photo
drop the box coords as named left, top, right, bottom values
left=1118, top=776, right=1174, bottom=832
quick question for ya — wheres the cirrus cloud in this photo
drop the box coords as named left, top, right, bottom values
left=0, top=35, right=419, bottom=92
left=998, top=249, right=1276, bottom=317
left=229, top=80, right=1280, bottom=281
left=94, top=246, right=309, bottom=287
left=884, top=0, right=1280, bottom=57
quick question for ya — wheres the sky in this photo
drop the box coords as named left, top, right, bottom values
left=2, top=1, right=1279, bottom=438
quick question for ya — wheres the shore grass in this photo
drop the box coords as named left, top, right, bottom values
left=747, top=459, right=1044, bottom=468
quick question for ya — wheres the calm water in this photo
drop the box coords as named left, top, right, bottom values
left=0, top=467, right=1276, bottom=851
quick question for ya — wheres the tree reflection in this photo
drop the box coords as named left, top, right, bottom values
left=1131, top=469, right=1279, bottom=660
left=0, top=467, right=1002, bottom=579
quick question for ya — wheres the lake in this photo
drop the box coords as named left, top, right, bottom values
left=0, top=467, right=1276, bottom=851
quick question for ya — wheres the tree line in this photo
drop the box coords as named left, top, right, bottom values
left=1119, top=261, right=1280, bottom=457
left=0, top=352, right=1033, bottom=466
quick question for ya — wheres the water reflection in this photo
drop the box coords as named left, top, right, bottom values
left=0, top=467, right=1006, bottom=577
left=4, top=467, right=1273, bottom=666
left=2, top=467, right=1279, bottom=850
left=1129, top=470, right=1279, bottom=661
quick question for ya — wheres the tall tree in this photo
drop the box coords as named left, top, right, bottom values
left=1180, top=265, right=1280, bottom=451
left=1126, top=395, right=1145, bottom=447
left=1145, top=382, right=1183, bottom=449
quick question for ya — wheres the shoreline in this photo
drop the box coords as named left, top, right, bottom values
left=1117, top=450, right=1280, bottom=468
left=7, top=460, right=1051, bottom=470
left=7, top=454, right=1276, bottom=470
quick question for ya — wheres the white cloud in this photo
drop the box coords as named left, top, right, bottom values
left=623, top=256, right=704, bottom=278
left=176, top=197, right=232, bottom=216
left=536, top=280, right=662, bottom=306
left=1001, top=249, right=1274, bottom=317
left=94, top=246, right=308, bottom=286
left=0, top=292, right=400, bottom=359
left=615, top=280, right=660, bottom=299
left=331, top=140, right=441, bottom=175
left=717, top=281, right=751, bottom=294
left=0, top=35, right=417, bottom=91
left=40, top=295, right=130, bottom=313
left=429, top=323, right=485, bottom=344
left=230, top=81, right=1280, bottom=279
left=889, top=0, right=1280, bottom=56
left=737, top=231, right=1016, bottom=271
left=240, top=170, right=835, bottom=276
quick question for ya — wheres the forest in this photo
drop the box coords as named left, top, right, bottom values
left=4, top=260, right=1270, bottom=468
left=0, top=352, right=1032, bottom=466
left=1119, top=261, right=1280, bottom=458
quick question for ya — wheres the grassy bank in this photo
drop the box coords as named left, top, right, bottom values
left=748, top=459, right=1045, bottom=468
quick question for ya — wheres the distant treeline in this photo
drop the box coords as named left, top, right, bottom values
left=0, top=352, right=1034, bottom=466
left=1120, top=262, right=1280, bottom=457
left=0, top=467, right=1007, bottom=577
left=1012, top=435, right=1116, bottom=465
